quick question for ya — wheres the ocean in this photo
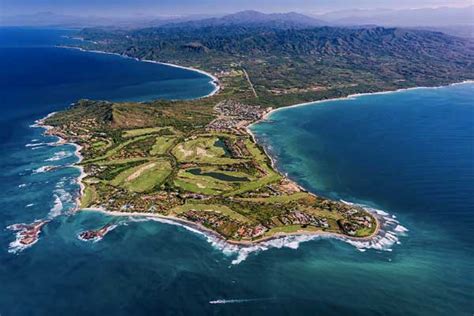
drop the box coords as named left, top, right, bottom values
left=0, top=28, right=473, bottom=315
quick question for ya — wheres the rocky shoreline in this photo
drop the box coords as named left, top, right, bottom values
left=34, top=95, right=383, bottom=247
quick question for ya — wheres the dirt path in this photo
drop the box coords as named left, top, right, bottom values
left=242, top=68, right=258, bottom=98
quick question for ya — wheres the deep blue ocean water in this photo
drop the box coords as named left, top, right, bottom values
left=1, top=28, right=473, bottom=315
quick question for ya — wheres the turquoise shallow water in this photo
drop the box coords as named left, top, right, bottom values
left=250, top=83, right=474, bottom=314
left=1, top=28, right=473, bottom=315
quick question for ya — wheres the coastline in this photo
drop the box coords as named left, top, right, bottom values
left=37, top=108, right=384, bottom=248
left=246, top=80, right=474, bottom=198
left=33, top=113, right=86, bottom=209
left=32, top=60, right=471, bottom=251
left=249, top=80, right=474, bottom=126
left=242, top=81, right=473, bottom=247
left=245, top=80, right=474, bottom=169
left=58, top=45, right=221, bottom=99
left=79, top=206, right=382, bottom=247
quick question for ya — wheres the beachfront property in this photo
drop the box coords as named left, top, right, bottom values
left=42, top=92, right=377, bottom=243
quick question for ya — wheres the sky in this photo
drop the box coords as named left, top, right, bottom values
left=1, top=0, right=472, bottom=17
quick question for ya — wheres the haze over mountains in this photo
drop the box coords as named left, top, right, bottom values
left=159, top=11, right=326, bottom=28
left=316, top=6, right=474, bottom=37
left=0, top=10, right=326, bottom=28
left=317, top=6, right=473, bottom=26
left=1, top=6, right=472, bottom=37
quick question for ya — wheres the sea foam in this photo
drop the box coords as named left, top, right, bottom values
left=32, top=166, right=54, bottom=174
left=127, top=203, right=407, bottom=265
left=77, top=224, right=118, bottom=243
left=45, top=151, right=72, bottom=162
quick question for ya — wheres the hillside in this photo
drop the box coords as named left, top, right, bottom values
left=159, top=10, right=327, bottom=29
left=76, top=24, right=473, bottom=107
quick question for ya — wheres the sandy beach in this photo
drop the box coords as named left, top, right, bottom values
left=249, top=79, right=474, bottom=127
left=33, top=50, right=468, bottom=250
left=58, top=45, right=221, bottom=98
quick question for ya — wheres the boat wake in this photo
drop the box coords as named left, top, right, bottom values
left=209, top=298, right=273, bottom=304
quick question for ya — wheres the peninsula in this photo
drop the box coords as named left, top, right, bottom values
left=42, top=21, right=473, bottom=244
left=42, top=94, right=377, bottom=243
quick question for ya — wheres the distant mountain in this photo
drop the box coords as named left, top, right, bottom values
left=0, top=11, right=213, bottom=29
left=160, top=10, right=328, bottom=29
left=0, top=12, right=87, bottom=27
left=0, top=10, right=327, bottom=29
left=317, top=6, right=474, bottom=27
left=0, top=12, right=152, bottom=28
left=414, top=25, right=473, bottom=39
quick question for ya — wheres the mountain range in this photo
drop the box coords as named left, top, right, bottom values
left=1, top=7, right=472, bottom=37
left=158, top=10, right=326, bottom=29
left=316, top=6, right=474, bottom=27
left=77, top=23, right=474, bottom=107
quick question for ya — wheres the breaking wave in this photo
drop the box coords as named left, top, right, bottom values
left=7, top=220, right=47, bottom=254
left=32, top=165, right=56, bottom=174
left=120, top=203, right=408, bottom=265
left=48, top=178, right=75, bottom=219
left=48, top=195, right=63, bottom=218
left=7, top=232, right=37, bottom=254
left=45, top=151, right=72, bottom=162
left=25, top=141, right=58, bottom=148
left=77, top=224, right=118, bottom=243
left=204, top=201, right=408, bottom=264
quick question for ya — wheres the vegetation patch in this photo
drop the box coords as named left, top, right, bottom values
left=110, top=159, right=172, bottom=192
left=170, top=203, right=253, bottom=224
left=150, top=136, right=177, bottom=155
left=122, top=127, right=167, bottom=138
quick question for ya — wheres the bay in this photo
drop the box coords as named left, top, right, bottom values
left=0, top=27, right=472, bottom=315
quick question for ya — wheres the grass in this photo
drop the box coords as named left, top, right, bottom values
left=150, top=136, right=177, bottom=155
left=226, top=173, right=281, bottom=196
left=225, top=138, right=281, bottom=196
left=236, top=192, right=309, bottom=203
left=84, top=134, right=156, bottom=163
left=169, top=136, right=281, bottom=196
left=170, top=203, right=252, bottom=223
left=95, top=158, right=150, bottom=166
left=91, top=141, right=107, bottom=149
left=174, top=169, right=233, bottom=194
left=355, top=225, right=376, bottom=237
left=174, top=179, right=222, bottom=195
left=122, top=127, right=167, bottom=138
left=172, top=136, right=246, bottom=165
left=80, top=185, right=97, bottom=208
left=110, top=159, right=172, bottom=192
left=44, top=49, right=381, bottom=239
left=244, top=139, right=268, bottom=163
left=265, top=225, right=320, bottom=235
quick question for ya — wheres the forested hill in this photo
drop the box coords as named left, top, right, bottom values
left=77, top=25, right=474, bottom=107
